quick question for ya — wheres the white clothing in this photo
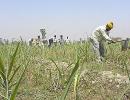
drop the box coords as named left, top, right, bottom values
left=91, top=25, right=112, bottom=43
left=90, top=25, right=112, bottom=62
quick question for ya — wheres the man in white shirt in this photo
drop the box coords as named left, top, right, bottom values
left=53, top=35, right=57, bottom=46
left=90, top=22, right=115, bottom=62
left=66, top=36, right=70, bottom=44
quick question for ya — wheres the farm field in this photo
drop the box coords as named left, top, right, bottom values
left=0, top=41, right=130, bottom=100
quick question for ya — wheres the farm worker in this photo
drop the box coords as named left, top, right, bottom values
left=53, top=35, right=57, bottom=46
left=90, top=22, right=115, bottom=62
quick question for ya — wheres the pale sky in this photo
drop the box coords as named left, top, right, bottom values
left=0, top=0, right=130, bottom=41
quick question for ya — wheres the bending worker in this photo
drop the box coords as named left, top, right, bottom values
left=90, top=22, right=115, bottom=62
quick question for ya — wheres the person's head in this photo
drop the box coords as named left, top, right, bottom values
left=60, top=35, right=63, bottom=39
left=31, top=38, right=33, bottom=41
left=54, top=35, right=56, bottom=38
left=106, top=22, right=113, bottom=31
left=38, top=36, right=40, bottom=39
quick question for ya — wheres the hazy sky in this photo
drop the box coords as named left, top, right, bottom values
left=0, top=0, right=130, bottom=41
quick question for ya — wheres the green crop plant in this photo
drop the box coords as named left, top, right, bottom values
left=0, top=43, right=28, bottom=100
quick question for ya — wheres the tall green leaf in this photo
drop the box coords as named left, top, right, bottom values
left=0, top=57, right=6, bottom=86
left=8, top=65, right=21, bottom=85
left=61, top=59, right=80, bottom=100
left=10, top=65, right=27, bottom=100
left=74, top=72, right=80, bottom=100
left=0, top=57, right=5, bottom=76
left=7, top=43, right=20, bottom=79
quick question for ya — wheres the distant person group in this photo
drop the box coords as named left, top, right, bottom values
left=29, top=34, right=70, bottom=47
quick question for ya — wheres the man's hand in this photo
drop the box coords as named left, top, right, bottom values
left=111, top=40, right=116, bottom=43
left=108, top=40, right=116, bottom=44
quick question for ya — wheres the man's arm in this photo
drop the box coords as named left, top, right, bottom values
left=99, top=29, right=112, bottom=42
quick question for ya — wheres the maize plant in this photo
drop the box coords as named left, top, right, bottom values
left=0, top=43, right=28, bottom=100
